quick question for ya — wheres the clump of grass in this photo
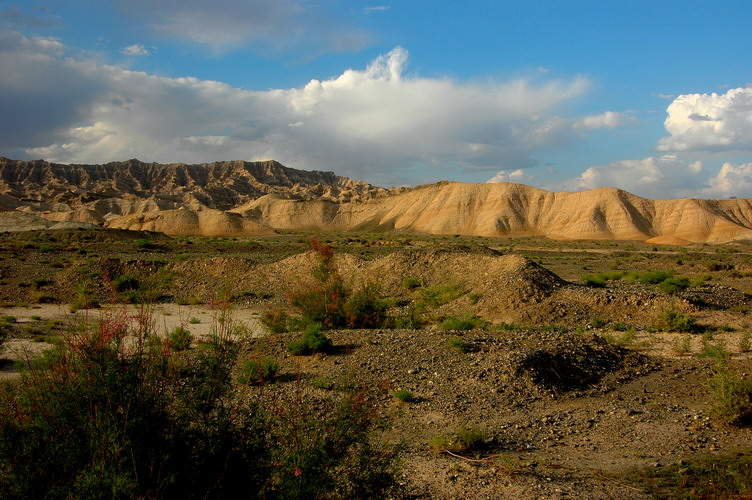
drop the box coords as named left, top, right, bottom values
left=238, top=357, right=280, bottom=385
left=401, top=277, right=423, bottom=290
left=697, top=333, right=728, bottom=361
left=168, top=326, right=193, bottom=351
left=672, top=336, right=692, bottom=356
left=287, top=323, right=333, bottom=355
left=440, top=314, right=487, bottom=331
left=416, top=282, right=466, bottom=308
left=430, top=427, right=489, bottom=455
left=187, top=317, right=201, bottom=324
left=659, top=308, right=699, bottom=333
left=393, top=389, right=415, bottom=403
left=1, top=316, right=17, bottom=324
left=444, top=335, right=473, bottom=353
left=657, top=277, right=690, bottom=295
left=580, top=271, right=623, bottom=287
left=707, top=363, right=752, bottom=425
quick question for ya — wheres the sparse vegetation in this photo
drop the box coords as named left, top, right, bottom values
left=168, top=325, right=193, bottom=351
left=287, top=322, right=333, bottom=355
left=393, top=389, right=415, bottom=403
left=430, top=427, right=489, bottom=455
left=238, top=356, right=280, bottom=385
left=444, top=334, right=473, bottom=353
left=659, top=308, right=699, bottom=333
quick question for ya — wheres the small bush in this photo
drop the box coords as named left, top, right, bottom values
left=707, top=364, right=752, bottom=425
left=135, top=238, right=156, bottom=250
left=430, top=427, right=489, bottom=454
left=261, top=308, right=290, bottom=333
left=441, top=315, right=486, bottom=331
left=660, top=309, right=699, bottom=333
left=389, top=306, right=423, bottom=330
left=401, top=277, right=423, bottom=290
left=287, top=323, right=333, bottom=355
left=393, top=389, right=415, bottom=403
left=416, top=282, right=465, bottom=309
left=345, top=284, right=388, bottom=329
left=188, top=317, right=200, bottom=324
left=1, top=315, right=17, bottom=324
left=658, top=277, right=690, bottom=295
left=444, top=335, right=473, bottom=353
left=168, top=326, right=193, bottom=351
left=238, top=357, right=280, bottom=385
left=639, top=270, right=673, bottom=285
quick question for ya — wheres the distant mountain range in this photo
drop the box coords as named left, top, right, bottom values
left=2, top=157, right=752, bottom=244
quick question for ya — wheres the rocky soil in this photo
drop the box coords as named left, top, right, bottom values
left=3, top=229, right=752, bottom=497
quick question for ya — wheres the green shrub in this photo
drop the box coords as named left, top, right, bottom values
left=441, top=314, right=486, bottom=331
left=346, top=284, right=388, bottom=329
left=707, top=363, right=752, bottom=425
left=1, top=316, right=16, bottom=324
left=135, top=238, right=156, bottom=250
left=417, top=282, right=466, bottom=308
left=287, top=238, right=388, bottom=330
left=238, top=357, right=280, bottom=385
left=389, top=306, right=423, bottom=330
left=401, top=277, right=423, bottom=290
left=168, top=326, right=193, bottom=351
left=657, top=277, right=690, bottom=294
left=639, top=270, right=673, bottom=285
left=287, top=323, right=333, bottom=355
left=430, top=427, right=489, bottom=454
left=444, top=335, right=473, bottom=353
left=0, top=309, right=400, bottom=499
left=393, top=389, right=415, bottom=403
left=660, top=309, right=699, bottom=333
left=261, top=308, right=290, bottom=333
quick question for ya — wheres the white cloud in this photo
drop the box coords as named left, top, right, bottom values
left=2, top=32, right=633, bottom=186
left=574, top=111, right=636, bottom=130
left=487, top=169, right=536, bottom=184
left=553, top=155, right=706, bottom=199
left=701, top=162, right=752, bottom=198
left=364, top=6, right=390, bottom=13
left=658, top=87, right=752, bottom=152
left=120, top=44, right=149, bottom=56
left=118, top=0, right=370, bottom=54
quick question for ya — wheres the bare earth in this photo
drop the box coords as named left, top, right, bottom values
left=2, top=231, right=752, bottom=497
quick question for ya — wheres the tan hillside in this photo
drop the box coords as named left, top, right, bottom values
left=2, top=157, right=752, bottom=243
left=104, top=208, right=275, bottom=237
left=240, top=182, right=752, bottom=243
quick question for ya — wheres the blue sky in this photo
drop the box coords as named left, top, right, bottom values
left=1, top=1, right=751, bottom=199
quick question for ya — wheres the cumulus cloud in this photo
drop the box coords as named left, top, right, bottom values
left=121, top=44, right=149, bottom=56
left=118, top=0, right=370, bottom=54
left=574, top=111, right=636, bottom=130
left=2, top=32, right=632, bottom=186
left=487, top=169, right=536, bottom=184
left=553, top=155, right=706, bottom=199
left=701, top=162, right=752, bottom=198
left=658, top=87, right=752, bottom=152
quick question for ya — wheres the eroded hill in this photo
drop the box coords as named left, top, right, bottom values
left=3, top=158, right=752, bottom=243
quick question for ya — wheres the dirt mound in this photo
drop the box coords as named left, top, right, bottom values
left=104, top=208, right=275, bottom=237
left=508, top=332, right=652, bottom=396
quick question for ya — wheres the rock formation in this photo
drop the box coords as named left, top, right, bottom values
left=2, top=157, right=752, bottom=243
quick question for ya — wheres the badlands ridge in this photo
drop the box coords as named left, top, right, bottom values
left=2, top=157, right=752, bottom=244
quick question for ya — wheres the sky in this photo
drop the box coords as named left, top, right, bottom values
left=1, top=1, right=751, bottom=199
